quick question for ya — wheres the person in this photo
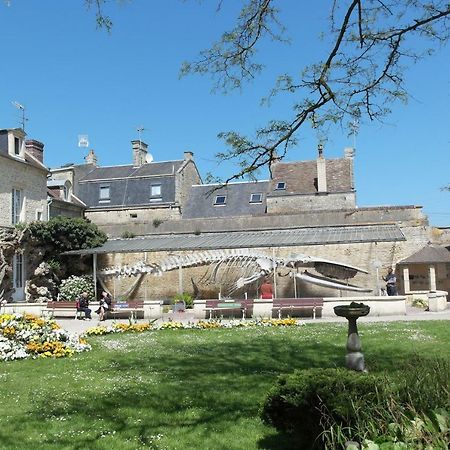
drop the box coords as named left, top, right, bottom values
left=383, top=268, right=397, bottom=296
left=96, top=291, right=112, bottom=321
left=260, top=277, right=273, bottom=299
left=76, top=291, right=92, bottom=320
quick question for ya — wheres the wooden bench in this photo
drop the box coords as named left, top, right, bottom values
left=107, top=300, right=144, bottom=320
left=204, top=299, right=254, bottom=319
left=272, top=298, right=324, bottom=319
left=45, top=301, right=86, bottom=319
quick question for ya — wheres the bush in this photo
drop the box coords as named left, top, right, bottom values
left=171, top=293, right=194, bottom=308
left=262, top=358, right=450, bottom=449
left=59, top=275, right=95, bottom=301
left=261, top=368, right=385, bottom=446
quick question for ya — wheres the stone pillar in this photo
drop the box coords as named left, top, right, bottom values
left=429, top=265, right=437, bottom=291
left=402, top=267, right=410, bottom=293
left=316, top=156, right=327, bottom=193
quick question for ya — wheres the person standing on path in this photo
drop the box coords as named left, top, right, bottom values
left=383, top=268, right=398, bottom=296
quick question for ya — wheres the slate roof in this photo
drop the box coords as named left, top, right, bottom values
left=65, top=224, right=405, bottom=255
left=182, top=181, right=269, bottom=219
left=80, top=161, right=184, bottom=181
left=398, top=246, right=450, bottom=265
left=269, top=158, right=353, bottom=195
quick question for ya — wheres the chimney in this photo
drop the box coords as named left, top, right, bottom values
left=25, top=139, right=44, bottom=163
left=316, top=143, right=327, bottom=193
left=85, top=149, right=98, bottom=166
left=184, top=150, right=194, bottom=160
left=131, top=139, right=148, bottom=167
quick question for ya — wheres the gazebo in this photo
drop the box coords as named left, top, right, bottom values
left=397, top=245, right=450, bottom=310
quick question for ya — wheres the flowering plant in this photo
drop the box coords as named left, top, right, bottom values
left=59, top=275, right=95, bottom=301
left=85, top=317, right=304, bottom=336
left=0, top=313, right=91, bottom=361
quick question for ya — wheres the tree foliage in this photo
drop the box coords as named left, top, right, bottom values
left=180, top=0, right=450, bottom=182
left=88, top=1, right=450, bottom=183
left=24, top=216, right=107, bottom=261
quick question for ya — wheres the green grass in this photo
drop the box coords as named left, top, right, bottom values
left=1, top=321, right=449, bottom=450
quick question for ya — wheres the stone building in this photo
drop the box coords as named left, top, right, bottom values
left=50, top=141, right=201, bottom=235
left=66, top=146, right=450, bottom=302
left=0, top=130, right=49, bottom=300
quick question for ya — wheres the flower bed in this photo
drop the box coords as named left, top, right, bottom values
left=85, top=318, right=304, bottom=336
left=0, top=313, right=91, bottom=361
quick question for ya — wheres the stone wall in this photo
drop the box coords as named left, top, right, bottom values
left=267, top=192, right=356, bottom=213
left=97, top=205, right=427, bottom=237
left=175, top=159, right=202, bottom=210
left=0, top=156, right=48, bottom=227
left=85, top=205, right=182, bottom=233
left=96, top=223, right=434, bottom=301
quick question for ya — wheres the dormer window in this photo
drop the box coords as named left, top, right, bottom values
left=14, top=137, right=21, bottom=156
left=99, top=185, right=110, bottom=203
left=214, top=195, right=227, bottom=206
left=250, top=193, right=263, bottom=203
left=275, top=182, right=286, bottom=190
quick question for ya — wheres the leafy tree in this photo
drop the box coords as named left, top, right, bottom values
left=24, top=216, right=107, bottom=262
left=89, top=0, right=450, bottom=182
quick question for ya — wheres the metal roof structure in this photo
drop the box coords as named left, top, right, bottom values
left=398, top=245, right=450, bottom=265
left=65, top=224, right=405, bottom=255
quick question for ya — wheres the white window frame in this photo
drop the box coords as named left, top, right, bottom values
left=99, top=185, right=110, bottom=203
left=14, top=137, right=21, bottom=156
left=35, top=210, right=43, bottom=221
left=11, top=188, right=23, bottom=225
left=150, top=184, right=162, bottom=202
left=249, top=193, right=263, bottom=203
left=214, top=195, right=227, bottom=206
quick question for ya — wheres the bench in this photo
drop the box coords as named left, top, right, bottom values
left=272, top=298, right=324, bottom=319
left=45, top=301, right=86, bottom=319
left=204, top=299, right=254, bottom=319
left=107, top=300, right=144, bottom=320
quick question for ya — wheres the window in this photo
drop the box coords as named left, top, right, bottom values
left=150, top=184, right=162, bottom=202
left=62, top=185, right=69, bottom=201
left=250, top=193, right=263, bottom=203
left=99, top=185, right=110, bottom=203
left=13, top=253, right=23, bottom=289
left=214, top=195, right=227, bottom=206
left=36, top=210, right=43, bottom=221
left=151, top=184, right=161, bottom=197
left=11, top=189, right=23, bottom=224
left=14, top=137, right=21, bottom=156
left=275, top=182, right=286, bottom=190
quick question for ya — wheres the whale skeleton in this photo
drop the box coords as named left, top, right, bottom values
left=98, top=249, right=369, bottom=295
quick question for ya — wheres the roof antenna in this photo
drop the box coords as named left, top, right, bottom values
left=11, top=101, right=28, bottom=131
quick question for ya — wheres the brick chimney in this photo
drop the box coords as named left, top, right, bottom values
left=85, top=149, right=98, bottom=166
left=131, top=140, right=148, bottom=167
left=25, top=139, right=44, bottom=163
left=316, top=143, right=327, bottom=193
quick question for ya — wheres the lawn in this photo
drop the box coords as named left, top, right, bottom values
left=0, top=321, right=449, bottom=450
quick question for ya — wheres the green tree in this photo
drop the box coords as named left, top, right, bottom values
left=89, top=1, right=450, bottom=181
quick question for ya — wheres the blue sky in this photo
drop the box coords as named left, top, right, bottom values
left=1, top=0, right=449, bottom=226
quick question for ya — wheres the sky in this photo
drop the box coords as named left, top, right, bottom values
left=1, top=0, right=449, bottom=226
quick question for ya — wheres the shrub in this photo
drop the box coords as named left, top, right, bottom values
left=262, top=358, right=450, bottom=449
left=261, top=368, right=385, bottom=446
left=171, top=293, right=194, bottom=308
left=121, top=231, right=135, bottom=239
left=152, top=218, right=163, bottom=228
left=59, top=275, right=95, bottom=301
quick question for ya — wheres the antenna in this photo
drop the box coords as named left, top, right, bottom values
left=350, top=118, right=359, bottom=148
left=11, top=101, right=28, bottom=131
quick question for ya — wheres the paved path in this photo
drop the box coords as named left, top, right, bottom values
left=56, top=306, right=450, bottom=335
